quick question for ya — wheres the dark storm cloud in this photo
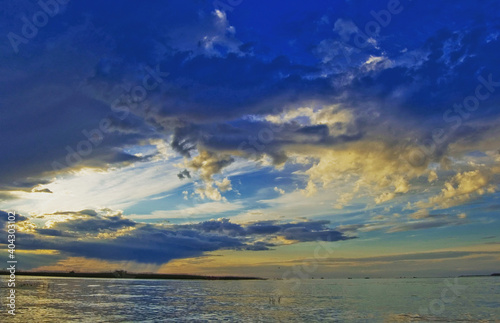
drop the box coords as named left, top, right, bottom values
left=281, top=227, right=350, bottom=242
left=35, top=228, right=74, bottom=237
left=33, top=188, right=53, bottom=194
left=0, top=210, right=245, bottom=264
left=2, top=0, right=499, bottom=190
left=12, top=229, right=244, bottom=264
left=0, top=210, right=28, bottom=226
left=246, top=222, right=282, bottom=235
left=273, top=220, right=354, bottom=242
left=148, top=52, right=332, bottom=122
left=177, top=169, right=191, bottom=180
left=0, top=179, right=53, bottom=199
left=47, top=215, right=136, bottom=234
left=0, top=1, right=344, bottom=189
left=177, top=218, right=246, bottom=236
left=0, top=210, right=353, bottom=264
left=0, top=54, right=152, bottom=187
left=346, top=26, right=500, bottom=121
left=246, top=241, right=275, bottom=251
left=176, top=219, right=354, bottom=243
left=58, top=225, right=246, bottom=264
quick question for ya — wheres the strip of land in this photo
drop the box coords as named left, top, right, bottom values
left=0, top=270, right=265, bottom=280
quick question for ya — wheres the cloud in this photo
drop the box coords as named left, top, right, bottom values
left=245, top=220, right=355, bottom=243
left=32, top=188, right=53, bottom=194
left=174, top=218, right=348, bottom=244
left=1, top=158, right=186, bottom=215
left=2, top=0, right=500, bottom=217
left=333, top=19, right=360, bottom=41
left=409, top=209, right=430, bottom=220
left=386, top=219, right=467, bottom=233
left=2, top=0, right=500, bottom=275
left=2, top=212, right=244, bottom=264
left=45, top=213, right=136, bottom=235
left=177, top=169, right=191, bottom=180
left=297, top=141, right=426, bottom=203
left=50, top=209, right=99, bottom=217
left=0, top=210, right=28, bottom=226
left=184, top=150, right=235, bottom=200
left=333, top=211, right=469, bottom=234
left=195, top=182, right=224, bottom=201
left=265, top=104, right=356, bottom=137
left=280, top=227, right=350, bottom=242
left=417, top=169, right=497, bottom=209
left=2, top=210, right=353, bottom=265
left=215, top=178, right=232, bottom=192
left=375, top=192, right=396, bottom=204
left=187, top=150, right=234, bottom=181
left=274, top=187, right=285, bottom=195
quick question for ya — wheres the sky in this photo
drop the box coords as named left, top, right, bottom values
left=0, top=0, right=499, bottom=278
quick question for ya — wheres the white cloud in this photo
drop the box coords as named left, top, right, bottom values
left=162, top=7, right=242, bottom=57
left=216, top=178, right=232, bottom=192
left=294, top=141, right=428, bottom=204
left=4, top=158, right=185, bottom=215
left=417, top=169, right=496, bottom=209
left=196, top=182, right=223, bottom=201
left=274, top=187, right=285, bottom=195
left=333, top=19, right=359, bottom=40
left=375, top=192, right=396, bottom=204
left=363, top=55, right=391, bottom=71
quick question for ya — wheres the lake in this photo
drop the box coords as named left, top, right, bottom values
left=1, top=276, right=499, bottom=322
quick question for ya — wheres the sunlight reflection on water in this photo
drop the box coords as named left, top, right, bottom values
left=0, top=276, right=498, bottom=322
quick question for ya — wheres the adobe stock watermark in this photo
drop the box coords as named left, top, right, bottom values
left=332, top=0, right=412, bottom=64
left=5, top=211, right=17, bottom=316
left=51, top=65, right=169, bottom=172
left=7, top=0, right=70, bottom=54
left=419, top=277, right=467, bottom=316
left=407, top=73, right=500, bottom=168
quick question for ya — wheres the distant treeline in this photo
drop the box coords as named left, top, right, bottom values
left=459, top=273, right=500, bottom=277
left=0, top=270, right=265, bottom=281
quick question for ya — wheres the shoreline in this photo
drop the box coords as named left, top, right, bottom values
left=2, top=271, right=497, bottom=281
left=0, top=270, right=265, bottom=281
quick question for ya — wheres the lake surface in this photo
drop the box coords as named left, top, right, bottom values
left=1, top=276, right=499, bottom=322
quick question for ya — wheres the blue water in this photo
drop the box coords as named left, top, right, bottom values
left=1, top=276, right=499, bottom=322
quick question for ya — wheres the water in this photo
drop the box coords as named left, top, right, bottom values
left=1, top=276, right=499, bottom=322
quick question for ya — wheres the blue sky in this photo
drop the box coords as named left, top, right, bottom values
left=0, top=0, right=499, bottom=278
